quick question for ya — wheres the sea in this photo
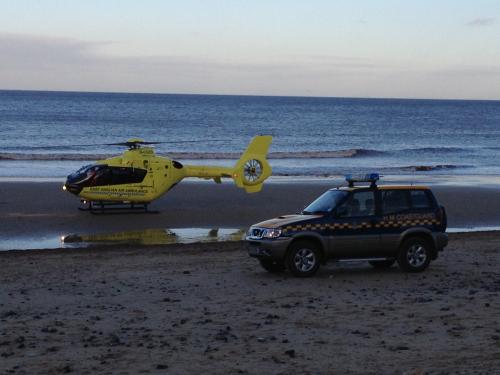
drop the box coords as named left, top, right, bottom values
left=1, top=90, right=500, bottom=180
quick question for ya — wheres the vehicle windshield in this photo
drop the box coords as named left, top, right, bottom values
left=302, top=190, right=348, bottom=214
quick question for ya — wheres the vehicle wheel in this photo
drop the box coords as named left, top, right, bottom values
left=369, top=259, right=395, bottom=268
left=397, top=237, right=432, bottom=273
left=259, top=259, right=285, bottom=273
left=286, top=240, right=321, bottom=277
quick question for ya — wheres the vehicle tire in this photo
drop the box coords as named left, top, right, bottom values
left=286, top=240, right=321, bottom=277
left=368, top=259, right=395, bottom=268
left=259, top=259, right=285, bottom=273
left=397, top=237, right=432, bottom=273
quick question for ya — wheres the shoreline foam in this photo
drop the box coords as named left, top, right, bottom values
left=2, top=226, right=500, bottom=252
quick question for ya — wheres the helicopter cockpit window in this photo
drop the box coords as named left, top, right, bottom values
left=68, top=164, right=92, bottom=179
left=91, top=166, right=112, bottom=186
left=67, top=164, right=103, bottom=184
left=76, top=165, right=92, bottom=174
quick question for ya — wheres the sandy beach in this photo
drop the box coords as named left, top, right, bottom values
left=1, top=180, right=500, bottom=374
left=1, top=232, right=499, bottom=374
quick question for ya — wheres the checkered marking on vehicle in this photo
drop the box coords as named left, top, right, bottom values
left=283, top=219, right=440, bottom=233
left=375, top=219, right=440, bottom=228
left=283, top=222, right=366, bottom=232
left=286, top=223, right=331, bottom=232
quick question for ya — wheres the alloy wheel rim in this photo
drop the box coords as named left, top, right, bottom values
left=407, top=244, right=427, bottom=267
left=294, top=248, right=316, bottom=272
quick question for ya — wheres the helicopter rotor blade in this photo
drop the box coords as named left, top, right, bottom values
left=103, top=139, right=229, bottom=146
left=21, top=139, right=231, bottom=149
left=104, top=141, right=157, bottom=146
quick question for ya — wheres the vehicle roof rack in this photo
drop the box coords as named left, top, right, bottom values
left=345, top=173, right=380, bottom=188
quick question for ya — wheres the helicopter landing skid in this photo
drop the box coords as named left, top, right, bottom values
left=78, top=200, right=159, bottom=214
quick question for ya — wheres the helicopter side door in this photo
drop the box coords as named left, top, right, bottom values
left=91, top=166, right=147, bottom=186
left=140, top=159, right=154, bottom=187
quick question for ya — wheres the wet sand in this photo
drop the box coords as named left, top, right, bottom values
left=2, top=181, right=500, bottom=243
left=1, top=232, right=500, bottom=374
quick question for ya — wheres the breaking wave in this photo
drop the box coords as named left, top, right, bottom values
left=389, top=164, right=472, bottom=172
left=0, top=148, right=385, bottom=161
left=269, top=149, right=384, bottom=158
left=397, top=147, right=470, bottom=154
left=0, top=153, right=114, bottom=161
left=0, top=145, right=481, bottom=162
left=271, top=164, right=471, bottom=177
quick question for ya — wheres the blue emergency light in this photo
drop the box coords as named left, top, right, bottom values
left=345, top=173, right=380, bottom=187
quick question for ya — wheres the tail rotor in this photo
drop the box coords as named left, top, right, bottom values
left=243, top=159, right=264, bottom=183
left=233, top=135, right=272, bottom=193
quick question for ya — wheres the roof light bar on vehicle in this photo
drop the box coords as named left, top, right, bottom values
left=345, top=173, right=380, bottom=187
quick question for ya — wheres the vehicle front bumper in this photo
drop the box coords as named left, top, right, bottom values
left=246, top=237, right=293, bottom=261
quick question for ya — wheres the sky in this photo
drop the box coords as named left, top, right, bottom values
left=0, top=0, right=499, bottom=99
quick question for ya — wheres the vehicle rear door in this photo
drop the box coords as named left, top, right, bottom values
left=378, top=189, right=413, bottom=255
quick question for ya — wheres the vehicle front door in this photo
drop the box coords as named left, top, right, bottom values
left=328, top=190, right=382, bottom=259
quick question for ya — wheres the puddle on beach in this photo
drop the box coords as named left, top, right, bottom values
left=3, top=226, right=500, bottom=251
left=0, top=228, right=246, bottom=251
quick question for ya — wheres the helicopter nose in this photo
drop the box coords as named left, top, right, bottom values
left=63, top=182, right=82, bottom=195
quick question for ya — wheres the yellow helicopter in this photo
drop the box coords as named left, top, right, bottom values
left=63, top=135, right=272, bottom=212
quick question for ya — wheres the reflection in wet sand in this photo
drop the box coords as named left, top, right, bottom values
left=62, top=228, right=246, bottom=246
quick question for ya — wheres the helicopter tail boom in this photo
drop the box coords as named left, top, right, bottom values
left=183, top=135, right=272, bottom=193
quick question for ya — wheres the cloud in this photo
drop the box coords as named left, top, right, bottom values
left=0, top=33, right=385, bottom=91
left=0, top=33, right=351, bottom=73
left=466, top=17, right=496, bottom=27
left=0, top=33, right=499, bottom=99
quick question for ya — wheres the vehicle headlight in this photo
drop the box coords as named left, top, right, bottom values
left=262, top=228, right=282, bottom=238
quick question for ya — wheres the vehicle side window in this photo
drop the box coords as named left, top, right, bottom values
left=381, top=190, right=411, bottom=214
left=338, top=191, right=375, bottom=217
left=410, top=190, right=432, bottom=209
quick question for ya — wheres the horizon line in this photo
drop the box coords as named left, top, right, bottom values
left=1, top=88, right=499, bottom=103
